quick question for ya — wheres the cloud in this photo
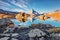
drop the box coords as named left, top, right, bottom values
left=0, top=1, right=11, bottom=7
left=10, top=0, right=29, bottom=10
left=0, top=6, right=9, bottom=10
left=7, top=8, right=26, bottom=12
left=0, top=0, right=29, bottom=12
left=0, top=6, right=26, bottom=12
left=0, top=1, right=12, bottom=10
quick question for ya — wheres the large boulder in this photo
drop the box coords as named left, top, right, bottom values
left=28, top=29, right=46, bottom=37
left=28, top=29, right=46, bottom=40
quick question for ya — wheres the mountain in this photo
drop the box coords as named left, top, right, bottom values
left=37, top=10, right=60, bottom=21
left=0, top=9, right=17, bottom=19
left=45, top=10, right=60, bottom=21
left=0, top=9, right=18, bottom=14
left=30, top=9, right=40, bottom=16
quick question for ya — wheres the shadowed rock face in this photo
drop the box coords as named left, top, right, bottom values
left=30, top=23, right=53, bottom=29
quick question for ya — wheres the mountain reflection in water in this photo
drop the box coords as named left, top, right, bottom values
left=10, top=19, right=60, bottom=27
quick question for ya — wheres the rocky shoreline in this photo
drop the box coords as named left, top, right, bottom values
left=0, top=18, right=60, bottom=40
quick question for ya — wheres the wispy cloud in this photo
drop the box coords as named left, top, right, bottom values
left=0, top=0, right=29, bottom=12
left=0, top=1, right=11, bottom=7
left=9, top=8, right=26, bottom=12
left=0, top=1, right=12, bottom=11
left=10, top=0, right=28, bottom=10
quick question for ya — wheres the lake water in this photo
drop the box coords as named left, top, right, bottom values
left=10, top=19, right=60, bottom=27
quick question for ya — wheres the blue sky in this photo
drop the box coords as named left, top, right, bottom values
left=0, top=0, right=60, bottom=13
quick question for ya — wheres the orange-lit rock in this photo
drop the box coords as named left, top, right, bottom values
left=3, top=14, right=15, bottom=18
left=0, top=14, right=5, bottom=19
left=0, top=12, right=15, bottom=19
left=37, top=15, right=44, bottom=20
left=45, top=10, right=60, bottom=21
left=38, top=10, right=60, bottom=21
left=15, top=12, right=28, bottom=22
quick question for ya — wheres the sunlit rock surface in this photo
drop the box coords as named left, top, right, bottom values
left=38, top=10, right=60, bottom=21
left=15, top=12, right=28, bottom=22
left=0, top=12, right=15, bottom=19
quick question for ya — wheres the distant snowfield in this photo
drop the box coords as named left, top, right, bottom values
left=10, top=19, right=60, bottom=27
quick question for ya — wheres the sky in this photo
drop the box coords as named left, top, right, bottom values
left=0, top=0, right=60, bottom=13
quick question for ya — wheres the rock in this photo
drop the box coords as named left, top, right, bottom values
left=28, top=29, right=46, bottom=37
left=0, top=18, right=14, bottom=33
left=30, top=23, right=53, bottom=29
left=0, top=37, right=9, bottom=40
left=28, top=29, right=46, bottom=40
left=0, top=18, right=13, bottom=26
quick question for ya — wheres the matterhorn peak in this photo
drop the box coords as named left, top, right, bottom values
left=30, top=9, right=40, bottom=16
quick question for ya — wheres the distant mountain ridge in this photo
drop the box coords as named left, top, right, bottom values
left=0, top=9, right=18, bottom=14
